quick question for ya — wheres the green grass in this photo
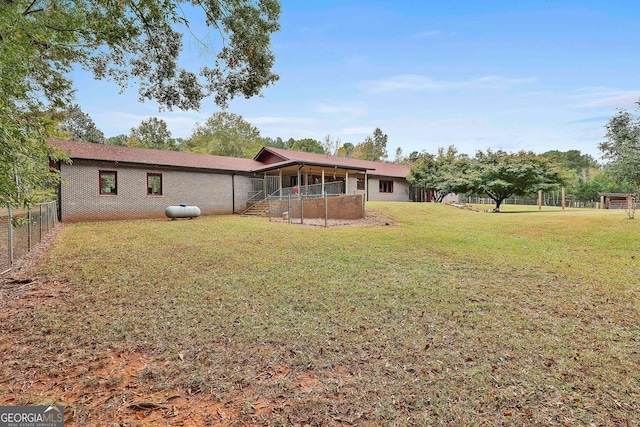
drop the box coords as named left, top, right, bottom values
left=8, top=203, right=640, bottom=425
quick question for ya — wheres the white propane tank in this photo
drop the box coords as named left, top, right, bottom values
left=165, top=204, right=201, bottom=220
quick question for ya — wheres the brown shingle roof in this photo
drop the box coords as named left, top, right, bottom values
left=254, top=147, right=410, bottom=178
left=49, top=139, right=263, bottom=172
left=48, top=140, right=410, bottom=179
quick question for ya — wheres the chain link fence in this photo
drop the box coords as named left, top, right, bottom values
left=1, top=201, right=58, bottom=271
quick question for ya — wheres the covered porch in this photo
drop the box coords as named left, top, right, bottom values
left=246, top=162, right=372, bottom=205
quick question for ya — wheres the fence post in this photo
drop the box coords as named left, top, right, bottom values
left=28, top=210, right=32, bottom=251
left=7, top=206, right=13, bottom=266
left=300, top=194, right=304, bottom=224
left=268, top=196, right=271, bottom=222
left=39, top=203, right=43, bottom=242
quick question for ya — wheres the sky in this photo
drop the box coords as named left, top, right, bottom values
left=71, top=0, right=640, bottom=159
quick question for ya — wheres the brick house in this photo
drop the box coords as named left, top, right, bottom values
left=49, top=140, right=414, bottom=222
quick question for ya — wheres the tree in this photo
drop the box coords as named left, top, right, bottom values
left=466, top=150, right=565, bottom=211
left=572, top=170, right=633, bottom=204
left=289, top=138, right=324, bottom=154
left=322, top=134, right=341, bottom=155
left=542, top=150, right=598, bottom=172
left=599, top=108, right=640, bottom=208
left=184, top=112, right=263, bottom=158
left=1, top=0, right=280, bottom=207
left=106, top=135, right=129, bottom=146
left=336, top=142, right=355, bottom=158
left=0, top=106, right=66, bottom=208
left=407, top=146, right=470, bottom=203
left=353, top=128, right=388, bottom=161
left=127, top=117, right=177, bottom=150
left=264, top=136, right=287, bottom=149
left=60, top=104, right=106, bottom=144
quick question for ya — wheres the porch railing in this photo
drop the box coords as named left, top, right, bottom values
left=269, top=181, right=344, bottom=199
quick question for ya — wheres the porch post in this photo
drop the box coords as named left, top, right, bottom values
left=263, top=173, right=267, bottom=198
left=364, top=171, right=368, bottom=202
left=321, top=169, right=325, bottom=195
left=279, top=169, right=282, bottom=193
left=345, top=171, right=349, bottom=194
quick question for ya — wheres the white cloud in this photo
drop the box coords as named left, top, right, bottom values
left=316, top=104, right=367, bottom=115
left=581, top=91, right=640, bottom=108
left=413, top=30, right=442, bottom=38
left=359, top=74, right=537, bottom=93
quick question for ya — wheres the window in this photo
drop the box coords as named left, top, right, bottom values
left=357, top=178, right=365, bottom=190
left=147, top=173, right=162, bottom=196
left=99, top=171, right=117, bottom=195
left=379, top=180, right=393, bottom=193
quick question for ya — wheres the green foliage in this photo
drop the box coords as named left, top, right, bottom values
left=599, top=108, right=640, bottom=195
left=183, top=111, right=263, bottom=158
left=542, top=149, right=598, bottom=172
left=106, top=134, right=128, bottom=146
left=289, top=138, right=324, bottom=154
left=263, top=136, right=287, bottom=149
left=467, top=150, right=565, bottom=210
left=336, top=142, right=355, bottom=158
left=1, top=0, right=281, bottom=112
left=1, top=0, right=280, bottom=208
left=353, top=128, right=388, bottom=161
left=127, top=117, right=177, bottom=150
left=0, top=105, right=67, bottom=208
left=60, top=104, right=106, bottom=144
left=407, top=146, right=470, bottom=202
left=572, top=170, right=633, bottom=203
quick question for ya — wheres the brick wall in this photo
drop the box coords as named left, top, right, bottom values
left=60, top=160, right=253, bottom=222
left=271, top=195, right=364, bottom=220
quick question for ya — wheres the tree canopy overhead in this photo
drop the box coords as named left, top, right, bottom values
left=0, top=0, right=281, bottom=207
left=2, top=0, right=281, bottom=112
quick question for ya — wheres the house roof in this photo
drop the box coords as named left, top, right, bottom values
left=49, top=139, right=263, bottom=173
left=254, top=147, right=410, bottom=178
left=48, top=140, right=410, bottom=179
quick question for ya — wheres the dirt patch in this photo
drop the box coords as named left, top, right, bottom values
left=273, top=208, right=399, bottom=227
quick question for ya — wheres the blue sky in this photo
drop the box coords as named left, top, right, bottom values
left=72, top=1, right=640, bottom=159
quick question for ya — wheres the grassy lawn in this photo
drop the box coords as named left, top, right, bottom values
left=2, top=202, right=639, bottom=426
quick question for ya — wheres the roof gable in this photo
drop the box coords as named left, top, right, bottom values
left=257, top=147, right=410, bottom=178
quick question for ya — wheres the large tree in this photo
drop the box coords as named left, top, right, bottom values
left=184, top=112, right=263, bottom=158
left=1, top=0, right=280, bottom=207
left=127, top=117, right=177, bottom=150
left=407, top=146, right=470, bottom=203
left=599, top=108, right=640, bottom=194
left=467, top=150, right=565, bottom=211
left=353, top=128, right=388, bottom=161
left=60, top=104, right=106, bottom=144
